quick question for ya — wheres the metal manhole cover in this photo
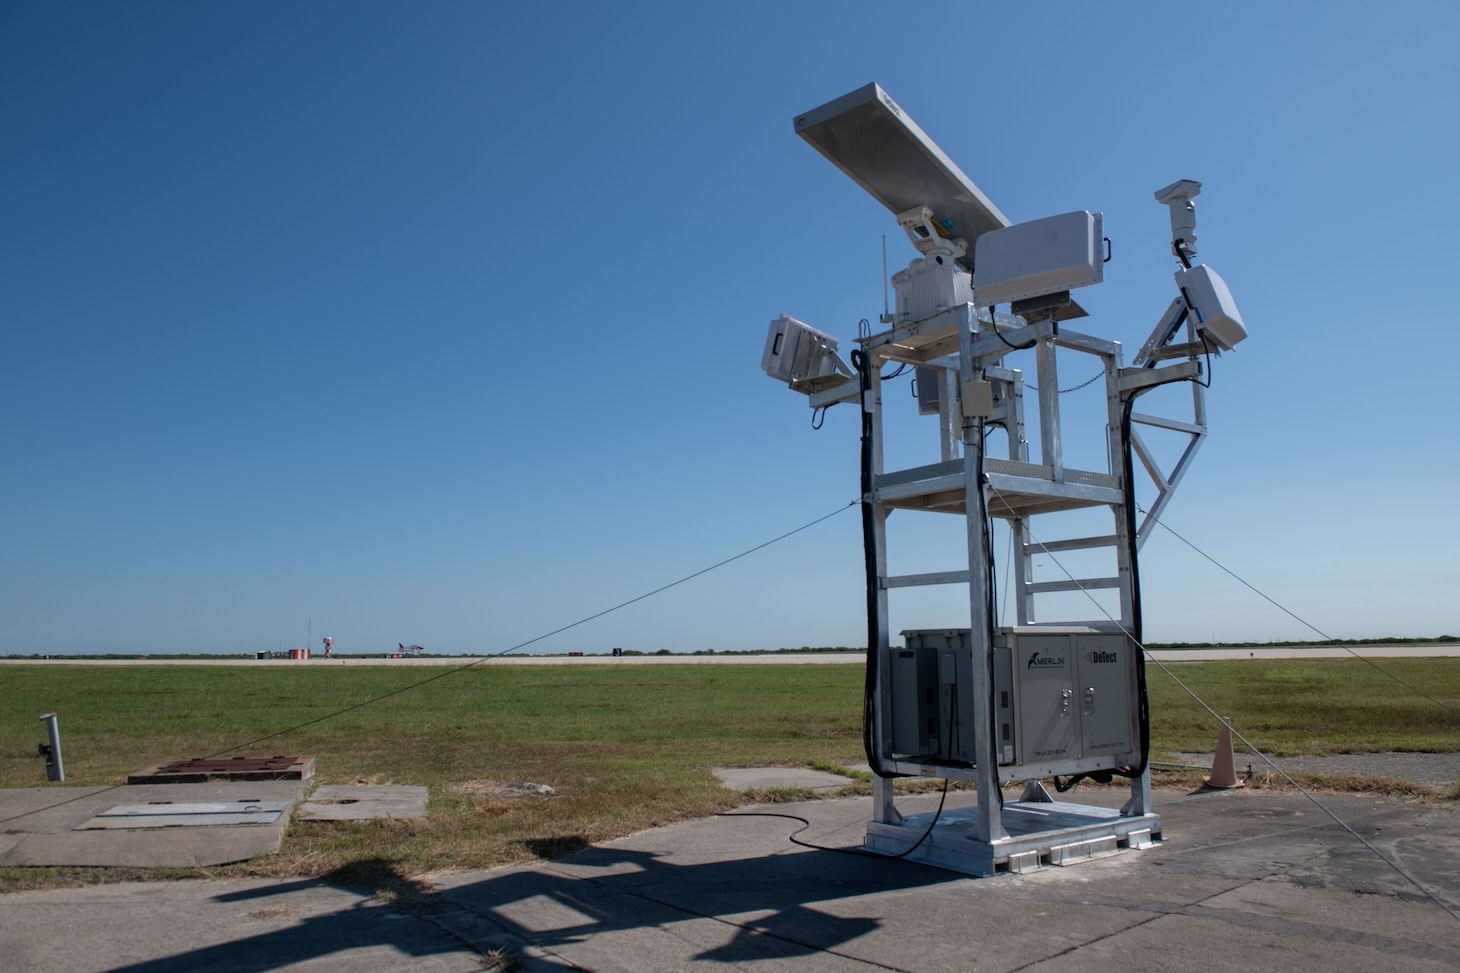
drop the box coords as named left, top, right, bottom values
left=77, top=800, right=291, bottom=830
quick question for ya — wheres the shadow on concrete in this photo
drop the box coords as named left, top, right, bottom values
left=100, top=838, right=956, bottom=971
left=210, top=878, right=322, bottom=903
left=439, top=839, right=949, bottom=965
left=99, top=862, right=453, bottom=972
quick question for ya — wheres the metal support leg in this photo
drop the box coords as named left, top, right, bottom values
left=874, top=774, right=902, bottom=824
left=960, top=308, right=1007, bottom=844
left=1122, top=770, right=1153, bottom=817
left=938, top=367, right=960, bottom=462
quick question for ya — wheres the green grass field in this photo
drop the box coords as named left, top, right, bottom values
left=1, top=657, right=1457, bottom=890
left=1146, top=657, right=1460, bottom=754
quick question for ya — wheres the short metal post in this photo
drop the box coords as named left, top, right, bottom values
left=1034, top=321, right=1062, bottom=481
left=39, top=712, right=64, bottom=781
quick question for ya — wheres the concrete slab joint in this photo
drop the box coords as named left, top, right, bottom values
left=296, top=784, right=429, bottom=822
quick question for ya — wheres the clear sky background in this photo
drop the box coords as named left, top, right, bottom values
left=3, top=2, right=1456, bottom=655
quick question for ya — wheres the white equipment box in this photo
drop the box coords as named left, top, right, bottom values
left=891, top=256, right=974, bottom=323
left=1175, top=264, right=1246, bottom=351
left=761, top=314, right=848, bottom=384
left=972, top=211, right=1104, bottom=306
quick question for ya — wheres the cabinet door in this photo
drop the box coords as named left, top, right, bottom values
left=1015, top=635, right=1078, bottom=764
left=1075, top=634, right=1138, bottom=758
left=889, top=648, right=940, bottom=757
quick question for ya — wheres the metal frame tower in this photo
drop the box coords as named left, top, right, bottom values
left=763, top=84, right=1244, bottom=875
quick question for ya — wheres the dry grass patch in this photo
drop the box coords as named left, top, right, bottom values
left=1243, top=771, right=1443, bottom=800
left=446, top=780, right=556, bottom=798
left=247, top=906, right=296, bottom=920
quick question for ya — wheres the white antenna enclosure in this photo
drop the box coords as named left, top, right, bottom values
left=1175, top=264, right=1246, bottom=351
left=761, top=314, right=852, bottom=385
left=971, top=211, right=1104, bottom=307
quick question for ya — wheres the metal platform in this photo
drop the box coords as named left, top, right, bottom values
left=864, top=799, right=1161, bottom=876
left=876, top=458, right=1121, bottom=518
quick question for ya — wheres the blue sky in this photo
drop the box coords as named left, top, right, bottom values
left=3, top=2, right=1456, bottom=655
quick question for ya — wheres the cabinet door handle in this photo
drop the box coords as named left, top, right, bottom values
left=1084, top=687, right=1095, bottom=716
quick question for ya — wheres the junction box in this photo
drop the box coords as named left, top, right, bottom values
left=890, top=627, right=1139, bottom=775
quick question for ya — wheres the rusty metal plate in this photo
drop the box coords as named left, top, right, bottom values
left=127, top=755, right=315, bottom=784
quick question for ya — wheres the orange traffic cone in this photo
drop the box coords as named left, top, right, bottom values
left=1204, top=718, right=1243, bottom=789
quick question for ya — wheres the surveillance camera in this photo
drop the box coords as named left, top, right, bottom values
left=1156, top=180, right=1203, bottom=257
left=1154, top=179, right=1202, bottom=205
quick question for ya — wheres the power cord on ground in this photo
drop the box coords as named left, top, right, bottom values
left=717, top=777, right=951, bottom=862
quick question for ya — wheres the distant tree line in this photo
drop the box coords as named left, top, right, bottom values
left=8, top=637, right=1456, bottom=660
left=1142, top=635, right=1458, bottom=648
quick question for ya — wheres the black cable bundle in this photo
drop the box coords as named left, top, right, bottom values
left=1120, top=395, right=1152, bottom=779
left=851, top=349, right=898, bottom=778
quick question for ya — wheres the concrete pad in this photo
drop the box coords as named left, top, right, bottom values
left=2, top=878, right=486, bottom=973
left=714, top=767, right=856, bottom=791
left=2, top=789, right=1459, bottom=971
left=0, top=781, right=305, bottom=867
left=297, top=784, right=429, bottom=821
left=424, top=790, right=1460, bottom=972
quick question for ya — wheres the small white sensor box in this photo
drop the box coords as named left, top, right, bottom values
left=1174, top=264, right=1246, bottom=351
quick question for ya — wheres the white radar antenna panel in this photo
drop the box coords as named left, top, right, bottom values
left=794, top=83, right=1011, bottom=272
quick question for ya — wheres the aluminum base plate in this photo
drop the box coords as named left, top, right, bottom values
left=864, top=799, right=1160, bottom=876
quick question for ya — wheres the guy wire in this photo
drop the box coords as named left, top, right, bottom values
left=1004, top=489, right=1460, bottom=924
left=1, top=500, right=859, bottom=827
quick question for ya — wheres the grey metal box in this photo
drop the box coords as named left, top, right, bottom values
left=1074, top=631, right=1140, bottom=758
left=1001, top=628, right=1139, bottom=769
left=897, top=630, right=1015, bottom=766
left=914, top=365, right=941, bottom=415
left=992, top=643, right=1015, bottom=765
left=1009, top=632, right=1081, bottom=764
left=889, top=646, right=940, bottom=757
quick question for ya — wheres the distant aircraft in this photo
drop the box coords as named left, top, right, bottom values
left=398, top=643, right=425, bottom=656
